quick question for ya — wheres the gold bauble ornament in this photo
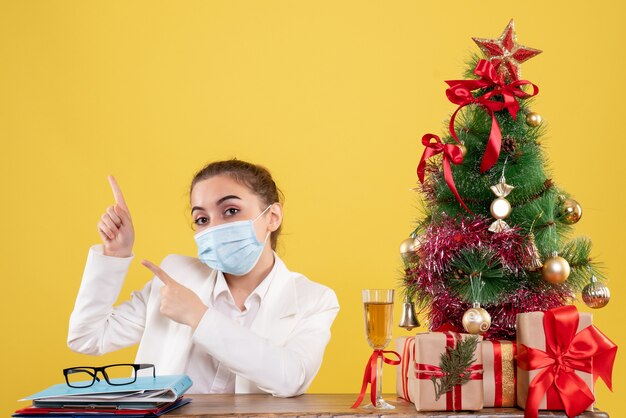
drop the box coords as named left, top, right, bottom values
left=542, top=254, right=571, bottom=284
left=525, top=112, right=542, bottom=127
left=462, top=304, right=491, bottom=334
left=582, top=276, right=610, bottom=309
left=400, top=237, right=421, bottom=262
left=458, top=143, right=467, bottom=158
left=561, top=199, right=583, bottom=224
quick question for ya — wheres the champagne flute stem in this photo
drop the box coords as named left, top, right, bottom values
left=376, top=353, right=383, bottom=406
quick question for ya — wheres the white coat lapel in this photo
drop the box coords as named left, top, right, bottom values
left=145, top=263, right=217, bottom=374
left=250, top=256, right=298, bottom=342
left=237, top=257, right=299, bottom=393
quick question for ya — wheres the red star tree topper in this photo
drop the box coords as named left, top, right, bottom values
left=472, top=19, right=542, bottom=82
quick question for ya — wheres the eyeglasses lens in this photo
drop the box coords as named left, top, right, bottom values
left=66, top=368, right=97, bottom=388
left=103, top=364, right=137, bottom=385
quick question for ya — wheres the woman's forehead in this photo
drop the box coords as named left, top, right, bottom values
left=191, top=175, right=257, bottom=206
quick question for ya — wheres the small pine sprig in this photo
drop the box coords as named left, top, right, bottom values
left=431, top=336, right=480, bottom=401
left=447, top=247, right=509, bottom=304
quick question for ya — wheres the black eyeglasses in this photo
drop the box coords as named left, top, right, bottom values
left=63, top=364, right=156, bottom=388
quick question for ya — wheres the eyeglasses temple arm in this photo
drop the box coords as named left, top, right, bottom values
left=136, top=363, right=156, bottom=378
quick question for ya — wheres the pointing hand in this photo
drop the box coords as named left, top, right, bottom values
left=98, top=176, right=135, bottom=257
left=141, top=259, right=208, bottom=330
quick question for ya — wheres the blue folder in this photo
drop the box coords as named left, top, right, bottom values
left=21, top=375, right=193, bottom=405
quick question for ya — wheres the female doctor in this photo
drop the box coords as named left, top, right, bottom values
left=67, top=160, right=340, bottom=396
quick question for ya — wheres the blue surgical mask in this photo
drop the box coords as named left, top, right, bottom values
left=194, top=205, right=272, bottom=275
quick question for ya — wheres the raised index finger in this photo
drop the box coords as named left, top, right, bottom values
left=108, top=175, right=129, bottom=211
left=141, top=259, right=177, bottom=286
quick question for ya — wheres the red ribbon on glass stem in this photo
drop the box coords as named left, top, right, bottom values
left=417, top=134, right=470, bottom=212
left=445, top=59, right=539, bottom=173
left=517, top=305, right=617, bottom=418
left=351, top=349, right=401, bottom=408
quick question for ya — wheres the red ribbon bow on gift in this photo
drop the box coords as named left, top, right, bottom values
left=417, top=133, right=469, bottom=212
left=351, top=349, right=401, bottom=408
left=445, top=59, right=539, bottom=173
left=517, top=305, right=617, bottom=418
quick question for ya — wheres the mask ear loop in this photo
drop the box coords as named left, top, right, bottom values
left=253, top=204, right=274, bottom=222
left=253, top=204, right=276, bottom=244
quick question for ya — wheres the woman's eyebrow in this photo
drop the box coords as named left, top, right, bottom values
left=191, top=195, right=242, bottom=215
left=216, top=195, right=241, bottom=205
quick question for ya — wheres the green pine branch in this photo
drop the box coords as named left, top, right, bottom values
left=446, top=248, right=512, bottom=304
left=431, top=336, right=480, bottom=401
left=560, top=237, right=606, bottom=291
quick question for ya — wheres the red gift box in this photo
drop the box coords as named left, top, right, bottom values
left=482, top=340, right=517, bottom=407
left=395, top=336, right=416, bottom=402
left=516, top=305, right=617, bottom=418
left=400, top=332, right=483, bottom=411
left=396, top=333, right=483, bottom=410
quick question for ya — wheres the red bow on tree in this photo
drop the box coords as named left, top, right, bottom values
left=517, top=305, right=617, bottom=418
left=445, top=59, right=539, bottom=173
left=417, top=133, right=469, bottom=212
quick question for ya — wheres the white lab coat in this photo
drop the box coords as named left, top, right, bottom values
left=67, top=245, right=340, bottom=397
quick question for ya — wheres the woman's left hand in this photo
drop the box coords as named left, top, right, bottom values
left=141, top=259, right=208, bottom=330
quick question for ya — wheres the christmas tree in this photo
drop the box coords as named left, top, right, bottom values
left=401, top=20, right=610, bottom=340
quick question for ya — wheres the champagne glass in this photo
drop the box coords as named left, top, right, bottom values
left=362, top=289, right=395, bottom=409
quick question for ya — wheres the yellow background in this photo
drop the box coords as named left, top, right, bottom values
left=1, top=1, right=624, bottom=415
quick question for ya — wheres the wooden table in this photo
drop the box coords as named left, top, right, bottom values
left=166, top=394, right=608, bottom=417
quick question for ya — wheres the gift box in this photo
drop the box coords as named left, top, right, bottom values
left=395, top=336, right=416, bottom=402
left=516, top=305, right=617, bottom=418
left=408, top=332, right=483, bottom=411
left=481, top=340, right=516, bottom=407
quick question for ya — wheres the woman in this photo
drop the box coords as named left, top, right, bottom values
left=67, top=160, right=340, bottom=397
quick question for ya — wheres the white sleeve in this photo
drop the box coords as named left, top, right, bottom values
left=67, top=244, right=150, bottom=355
left=191, top=287, right=339, bottom=397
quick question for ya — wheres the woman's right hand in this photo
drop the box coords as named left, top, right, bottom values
left=98, top=175, right=135, bottom=257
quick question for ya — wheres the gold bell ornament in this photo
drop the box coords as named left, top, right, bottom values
left=582, top=275, right=610, bottom=309
left=542, top=252, right=570, bottom=284
left=462, top=274, right=491, bottom=335
left=398, top=295, right=420, bottom=330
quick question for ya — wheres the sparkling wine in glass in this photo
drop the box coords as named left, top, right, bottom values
left=362, top=289, right=394, bottom=409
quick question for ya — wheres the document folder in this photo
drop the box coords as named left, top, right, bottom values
left=21, top=375, right=193, bottom=406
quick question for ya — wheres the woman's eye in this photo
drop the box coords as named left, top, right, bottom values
left=194, top=217, right=209, bottom=226
left=224, top=208, right=239, bottom=217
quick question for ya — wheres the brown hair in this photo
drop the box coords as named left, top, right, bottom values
left=190, top=159, right=284, bottom=250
